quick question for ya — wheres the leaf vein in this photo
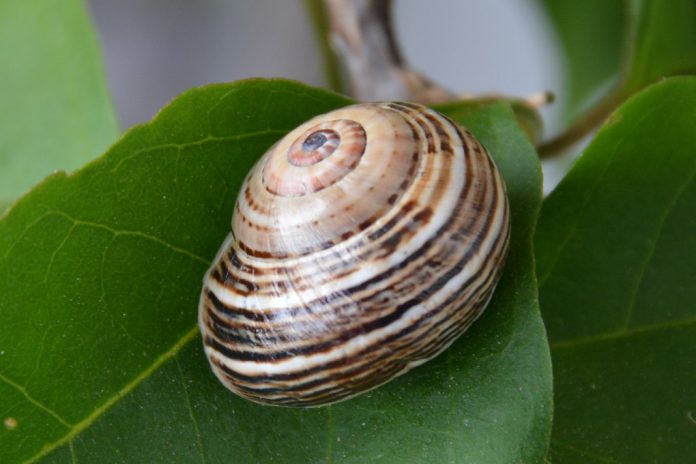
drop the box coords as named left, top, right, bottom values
left=175, top=355, right=207, bottom=464
left=538, top=101, right=673, bottom=288
left=0, top=372, right=72, bottom=428
left=325, top=405, right=335, bottom=464
left=108, top=130, right=288, bottom=176
left=69, top=440, right=77, bottom=464
left=25, top=325, right=200, bottom=463
left=619, top=159, right=696, bottom=328
left=551, top=315, right=696, bottom=350
left=553, top=440, right=622, bottom=463
left=42, top=224, right=77, bottom=284
left=48, top=210, right=209, bottom=266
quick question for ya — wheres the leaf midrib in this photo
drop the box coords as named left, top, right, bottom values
left=26, top=325, right=200, bottom=463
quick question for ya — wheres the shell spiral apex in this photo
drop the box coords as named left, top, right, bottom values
left=198, top=101, right=510, bottom=407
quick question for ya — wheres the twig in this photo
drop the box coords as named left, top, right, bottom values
left=320, top=0, right=559, bottom=149
left=323, top=0, right=454, bottom=103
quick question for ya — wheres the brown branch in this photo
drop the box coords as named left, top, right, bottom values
left=323, top=0, right=454, bottom=103
left=322, top=0, right=554, bottom=147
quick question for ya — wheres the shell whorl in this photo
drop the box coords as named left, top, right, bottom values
left=199, top=102, right=510, bottom=407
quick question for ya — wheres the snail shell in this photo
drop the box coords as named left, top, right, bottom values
left=199, top=102, right=510, bottom=407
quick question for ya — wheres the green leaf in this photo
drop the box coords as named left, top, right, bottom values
left=536, top=77, right=696, bottom=462
left=541, top=0, right=696, bottom=118
left=0, top=0, right=118, bottom=204
left=0, top=79, right=551, bottom=463
left=539, top=0, right=626, bottom=114
left=625, top=0, right=696, bottom=92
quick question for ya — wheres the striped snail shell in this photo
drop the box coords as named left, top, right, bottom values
left=199, top=102, right=510, bottom=407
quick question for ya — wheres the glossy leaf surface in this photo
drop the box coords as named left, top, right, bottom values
left=536, top=77, right=696, bottom=462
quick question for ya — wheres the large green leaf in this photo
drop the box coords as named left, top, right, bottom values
left=0, top=79, right=551, bottom=463
left=0, top=0, right=118, bottom=204
left=536, top=77, right=696, bottom=462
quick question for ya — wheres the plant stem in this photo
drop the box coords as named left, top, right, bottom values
left=537, top=89, right=624, bottom=158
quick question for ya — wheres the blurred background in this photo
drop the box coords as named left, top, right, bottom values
left=87, top=0, right=567, bottom=189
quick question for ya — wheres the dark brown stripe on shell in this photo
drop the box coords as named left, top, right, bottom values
left=205, top=175, right=504, bottom=363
